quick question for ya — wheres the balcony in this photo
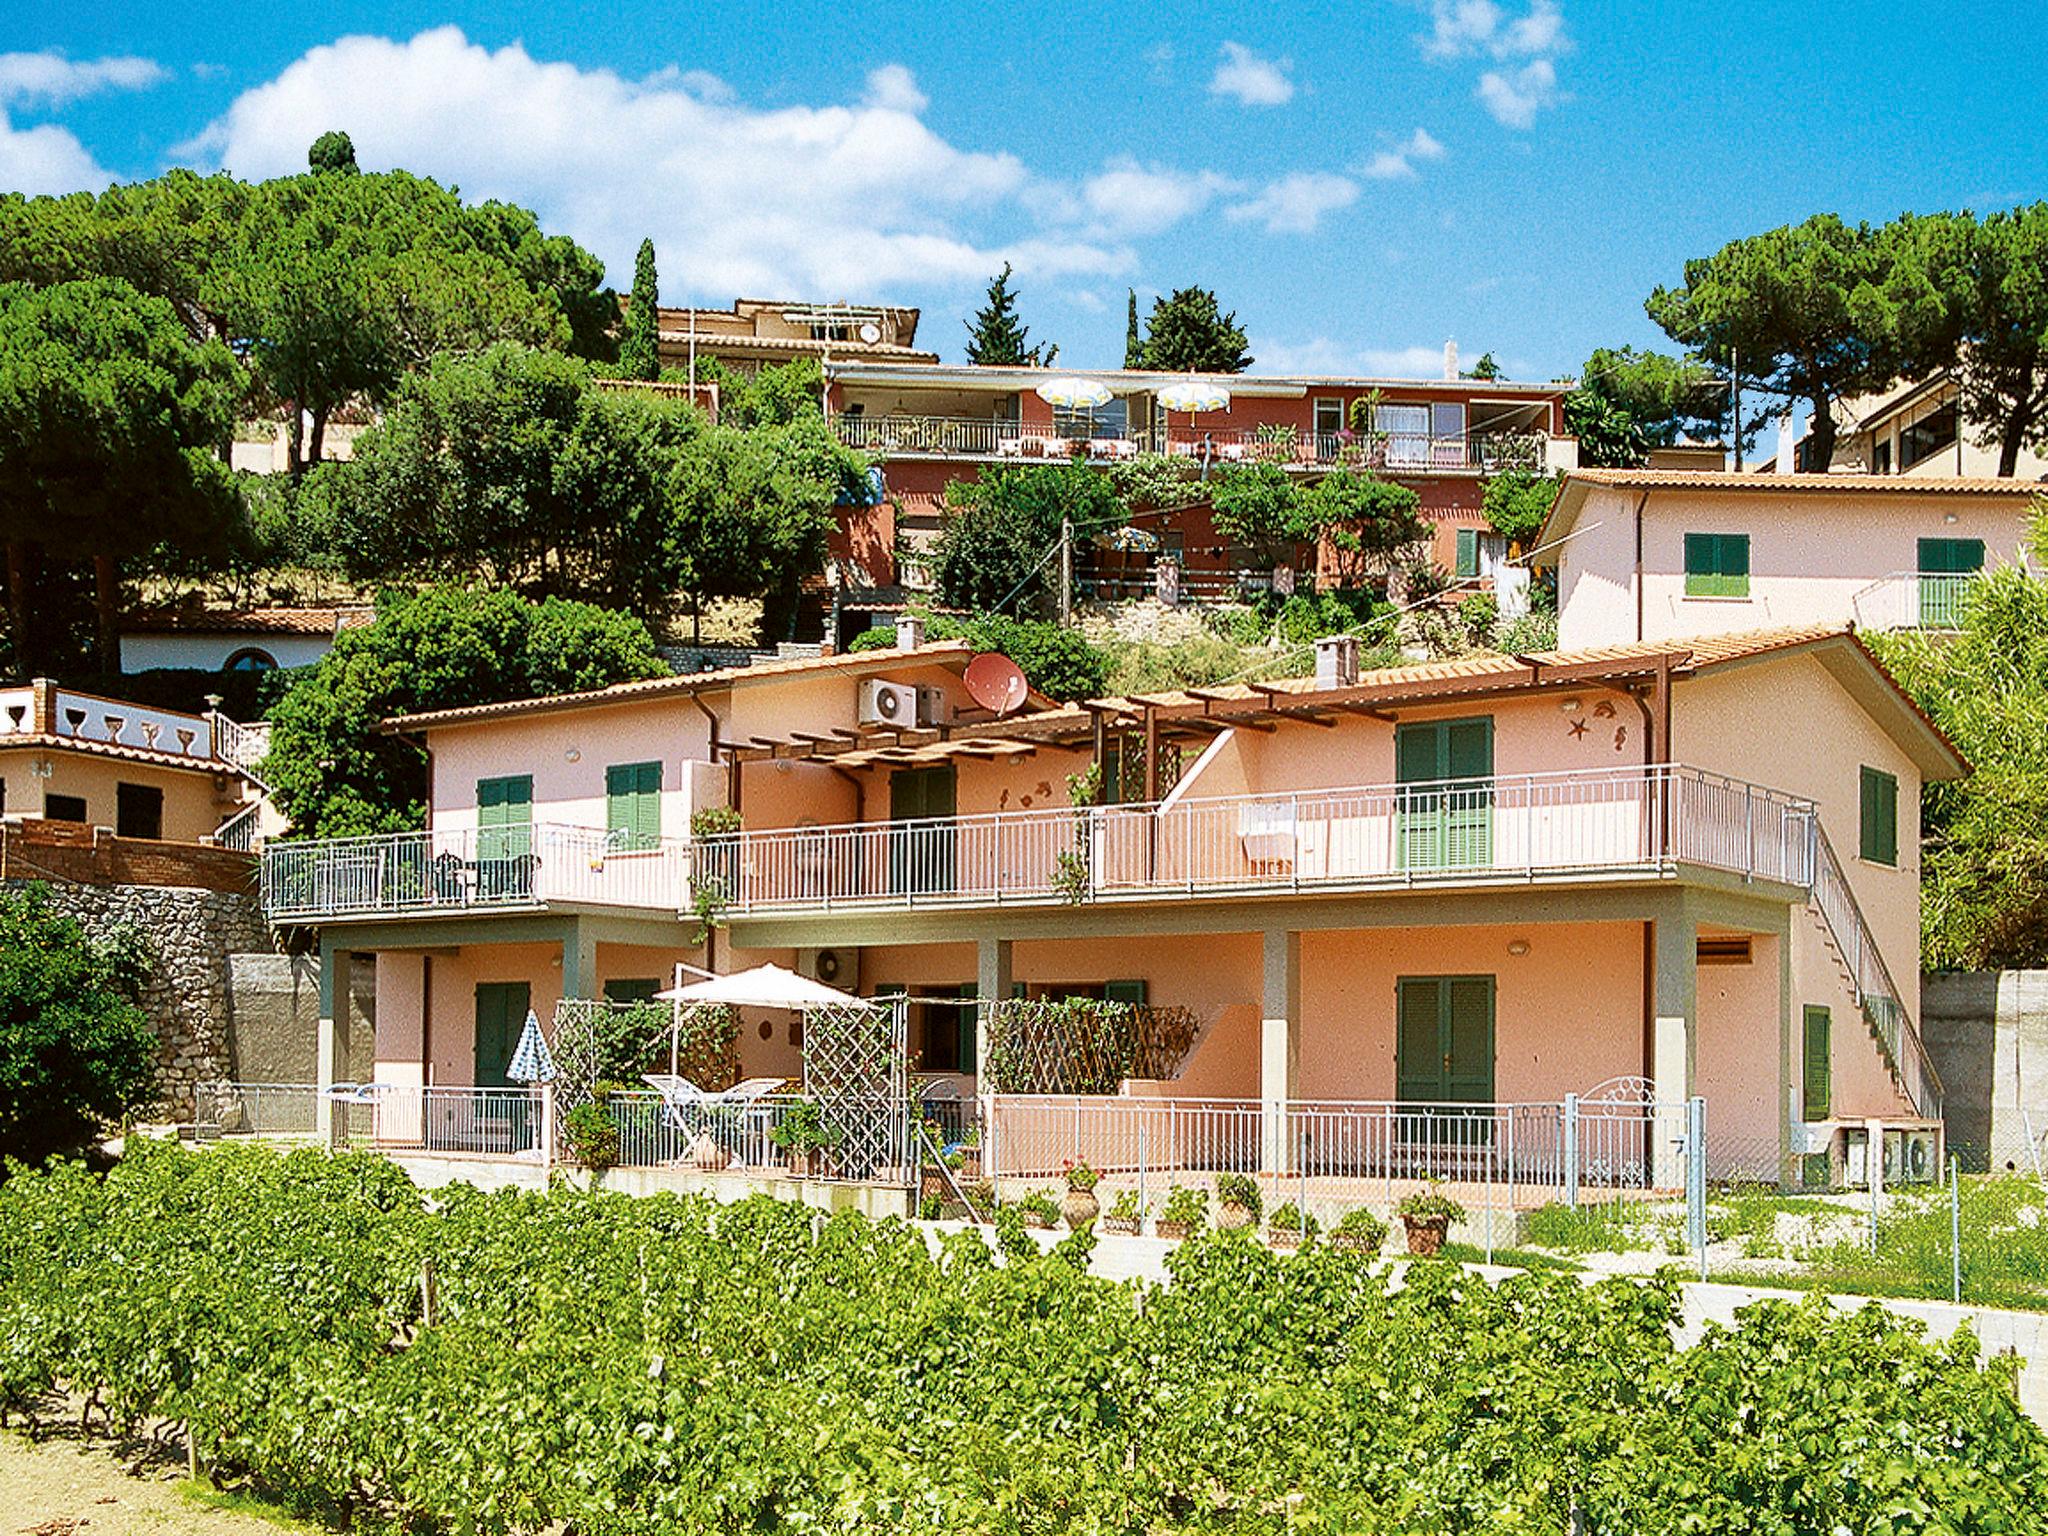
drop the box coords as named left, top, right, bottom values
left=712, top=765, right=1815, bottom=918
left=259, top=822, right=690, bottom=923
left=1850, top=571, right=1980, bottom=631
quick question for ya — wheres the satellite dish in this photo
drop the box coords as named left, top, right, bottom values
left=963, top=652, right=1029, bottom=717
left=858, top=321, right=883, bottom=344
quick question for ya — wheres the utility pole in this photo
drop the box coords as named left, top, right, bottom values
left=1059, top=513, right=1074, bottom=624
left=1729, top=347, right=1743, bottom=472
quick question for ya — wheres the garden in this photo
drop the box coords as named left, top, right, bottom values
left=1, top=1141, right=2044, bottom=1533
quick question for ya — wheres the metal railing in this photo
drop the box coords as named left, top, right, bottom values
left=193, top=1080, right=322, bottom=1139
left=211, top=802, right=263, bottom=853
left=715, top=764, right=1816, bottom=915
left=259, top=822, right=692, bottom=921
left=599, top=1089, right=911, bottom=1182
left=1849, top=571, right=1980, bottom=631
left=209, top=712, right=271, bottom=771
left=1811, top=827, right=1943, bottom=1120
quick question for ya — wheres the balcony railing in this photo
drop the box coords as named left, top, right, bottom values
left=259, top=822, right=691, bottom=922
left=1811, top=827, right=1942, bottom=1121
left=710, top=765, right=1815, bottom=916
left=1850, top=571, right=1980, bottom=631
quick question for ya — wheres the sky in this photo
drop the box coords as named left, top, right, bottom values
left=5, top=0, right=2045, bottom=380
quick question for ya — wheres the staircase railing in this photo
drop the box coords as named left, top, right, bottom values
left=1809, top=824, right=1943, bottom=1121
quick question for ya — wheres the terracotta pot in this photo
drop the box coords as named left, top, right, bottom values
left=785, top=1149, right=814, bottom=1179
left=690, top=1133, right=731, bottom=1173
left=1268, top=1229, right=1303, bottom=1251
left=1101, top=1215, right=1141, bottom=1236
left=1154, top=1220, right=1191, bottom=1242
left=1062, top=1188, right=1100, bottom=1230
left=1218, top=1201, right=1257, bottom=1232
left=1402, top=1213, right=1451, bottom=1257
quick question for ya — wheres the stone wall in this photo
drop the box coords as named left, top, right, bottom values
left=1921, top=970, right=2048, bottom=1172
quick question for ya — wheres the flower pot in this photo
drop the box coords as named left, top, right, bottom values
left=1268, top=1229, right=1304, bottom=1251
left=1062, top=1188, right=1100, bottom=1230
left=1101, top=1216, right=1141, bottom=1236
left=1332, top=1232, right=1381, bottom=1256
left=1218, top=1201, right=1257, bottom=1232
left=690, top=1133, right=731, bottom=1173
left=958, top=1152, right=982, bottom=1182
left=1021, top=1211, right=1054, bottom=1231
left=785, top=1150, right=814, bottom=1179
left=1154, top=1220, right=1192, bottom=1242
left=1402, top=1213, right=1451, bottom=1257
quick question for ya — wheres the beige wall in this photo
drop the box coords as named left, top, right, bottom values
left=0, top=748, right=235, bottom=843
left=1555, top=484, right=2037, bottom=649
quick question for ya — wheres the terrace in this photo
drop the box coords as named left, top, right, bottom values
left=1850, top=570, right=1982, bottom=631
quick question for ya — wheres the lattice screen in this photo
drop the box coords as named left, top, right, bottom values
left=802, top=999, right=910, bottom=1180
left=982, top=1000, right=1200, bottom=1094
left=552, top=1000, right=740, bottom=1110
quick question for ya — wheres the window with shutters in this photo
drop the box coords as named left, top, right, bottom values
left=606, top=760, right=663, bottom=850
left=1454, top=527, right=1481, bottom=579
left=1683, top=532, right=1749, bottom=597
left=1396, top=717, right=1494, bottom=869
left=1859, top=765, right=1898, bottom=866
left=1802, top=1006, right=1831, bottom=1121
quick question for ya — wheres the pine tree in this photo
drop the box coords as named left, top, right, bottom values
left=1124, top=289, right=1143, bottom=369
left=1141, top=287, right=1253, bottom=374
left=617, top=238, right=661, bottom=381
left=964, top=263, right=1054, bottom=366
left=307, top=130, right=359, bottom=175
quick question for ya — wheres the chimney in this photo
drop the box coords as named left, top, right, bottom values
left=29, top=677, right=54, bottom=734
left=1314, top=634, right=1360, bottom=689
left=1775, top=410, right=1797, bottom=474
left=1443, top=339, right=1459, bottom=381
left=896, top=613, right=925, bottom=651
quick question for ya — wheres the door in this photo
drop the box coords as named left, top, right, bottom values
left=115, top=782, right=163, bottom=840
left=1916, top=537, right=1983, bottom=628
left=888, top=764, right=957, bottom=896
left=1396, top=976, right=1496, bottom=1146
left=477, top=775, right=534, bottom=897
left=472, top=981, right=532, bottom=1151
left=1396, top=718, right=1494, bottom=869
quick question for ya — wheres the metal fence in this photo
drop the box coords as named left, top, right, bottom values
left=193, top=1080, right=323, bottom=1140
left=598, top=1088, right=913, bottom=1182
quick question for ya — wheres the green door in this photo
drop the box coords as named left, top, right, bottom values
left=1802, top=1006, right=1832, bottom=1122
left=473, top=981, right=531, bottom=1088
left=605, top=761, right=662, bottom=849
left=477, top=775, right=534, bottom=897
left=1396, top=976, right=1496, bottom=1105
left=1917, top=537, right=1983, bottom=628
left=889, top=764, right=957, bottom=895
left=1396, top=718, right=1494, bottom=869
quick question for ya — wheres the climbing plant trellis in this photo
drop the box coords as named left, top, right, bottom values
left=551, top=999, right=740, bottom=1111
left=982, top=998, right=1201, bottom=1094
left=803, top=997, right=911, bottom=1181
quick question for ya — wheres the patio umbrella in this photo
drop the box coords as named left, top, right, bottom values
left=506, top=1008, right=556, bottom=1083
left=1033, top=376, right=1113, bottom=409
left=655, top=962, right=868, bottom=1010
left=1155, top=380, right=1230, bottom=414
left=1098, top=525, right=1161, bottom=552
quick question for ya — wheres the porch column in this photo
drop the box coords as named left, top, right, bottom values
left=1260, top=929, right=1301, bottom=1175
left=975, top=937, right=1013, bottom=1085
left=560, top=919, right=598, bottom=1001
left=1650, top=900, right=1697, bottom=1187
left=1777, top=927, right=1795, bottom=1190
left=315, top=937, right=351, bottom=1149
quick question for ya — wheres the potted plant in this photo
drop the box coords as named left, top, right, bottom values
left=957, top=1122, right=983, bottom=1182
left=771, top=1097, right=839, bottom=1178
left=1155, top=1184, right=1209, bottom=1242
left=1267, top=1202, right=1319, bottom=1251
left=1331, top=1207, right=1390, bottom=1256
left=1396, top=1183, right=1465, bottom=1257
left=1016, top=1190, right=1062, bottom=1231
left=1215, top=1173, right=1262, bottom=1232
left=1101, top=1188, right=1146, bottom=1236
left=562, top=1098, right=620, bottom=1171
left=1062, top=1158, right=1102, bottom=1229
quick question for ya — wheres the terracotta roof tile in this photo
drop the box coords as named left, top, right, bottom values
left=1566, top=468, right=2042, bottom=495
left=121, top=605, right=372, bottom=636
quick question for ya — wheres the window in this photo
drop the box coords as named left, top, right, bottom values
left=605, top=760, right=662, bottom=850
left=44, top=792, right=87, bottom=823
left=603, top=978, right=661, bottom=1005
left=1871, top=439, right=1893, bottom=474
left=1900, top=402, right=1958, bottom=468
left=1378, top=402, right=1429, bottom=464
left=115, top=782, right=163, bottom=840
left=1802, top=1006, right=1832, bottom=1121
left=224, top=647, right=277, bottom=672
left=1683, top=532, right=1750, bottom=597
left=1859, top=765, right=1898, bottom=866
left=475, top=776, right=534, bottom=895
left=1916, top=537, right=1984, bottom=627
left=1312, top=398, right=1344, bottom=458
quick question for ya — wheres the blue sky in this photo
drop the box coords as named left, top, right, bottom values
left=6, top=1, right=2044, bottom=379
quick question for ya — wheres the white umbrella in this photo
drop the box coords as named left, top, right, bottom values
left=1156, top=380, right=1230, bottom=413
left=655, top=962, right=866, bottom=1010
left=1033, top=376, right=1113, bottom=409
left=506, top=1008, right=556, bottom=1083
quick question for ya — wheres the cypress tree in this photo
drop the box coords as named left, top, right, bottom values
left=1124, top=289, right=1143, bottom=369
left=618, top=238, right=661, bottom=381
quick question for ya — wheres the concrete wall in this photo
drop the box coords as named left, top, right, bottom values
left=0, top=748, right=242, bottom=843
left=1921, top=970, right=2048, bottom=1170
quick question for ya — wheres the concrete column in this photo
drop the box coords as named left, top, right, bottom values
left=1777, top=928, right=1795, bottom=1190
left=560, top=919, right=598, bottom=1001
left=1651, top=902, right=1697, bottom=1187
left=315, top=937, right=351, bottom=1149
left=1260, top=929, right=1301, bottom=1175
left=975, top=937, right=1013, bottom=1085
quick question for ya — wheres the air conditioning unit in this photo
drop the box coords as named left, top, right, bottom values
left=916, top=686, right=949, bottom=727
left=1885, top=1127, right=1938, bottom=1185
left=860, top=679, right=917, bottom=727
left=796, top=947, right=857, bottom=990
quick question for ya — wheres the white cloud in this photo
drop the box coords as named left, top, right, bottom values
left=1419, top=1, right=1568, bottom=128
left=1476, top=59, right=1557, bottom=129
left=1208, top=42, right=1294, bottom=107
left=0, top=116, right=119, bottom=195
left=1361, top=126, right=1447, bottom=180
left=1081, top=157, right=1240, bottom=235
left=0, top=52, right=166, bottom=108
left=1226, top=171, right=1358, bottom=235
left=862, top=63, right=926, bottom=114
left=180, top=27, right=1127, bottom=297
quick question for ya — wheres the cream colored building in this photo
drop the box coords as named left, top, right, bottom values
left=1828, top=373, right=2048, bottom=481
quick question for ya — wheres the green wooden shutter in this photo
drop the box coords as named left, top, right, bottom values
left=1444, top=977, right=1495, bottom=1103
left=1802, top=1006, right=1831, bottom=1121
left=1396, top=978, right=1442, bottom=1102
left=473, top=981, right=531, bottom=1089
left=1104, top=979, right=1148, bottom=1006
left=607, top=761, right=661, bottom=849
left=1917, top=538, right=1984, bottom=627
left=477, top=776, right=533, bottom=862
left=1859, top=766, right=1898, bottom=865
left=1454, top=527, right=1480, bottom=579
left=1684, top=533, right=1750, bottom=597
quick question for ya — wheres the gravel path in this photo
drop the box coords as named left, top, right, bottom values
left=0, top=1431, right=304, bottom=1536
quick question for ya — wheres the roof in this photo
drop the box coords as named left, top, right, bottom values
left=121, top=604, right=373, bottom=637
left=825, top=360, right=1569, bottom=399
left=943, top=625, right=1965, bottom=782
left=383, top=641, right=979, bottom=732
left=1536, top=467, right=2045, bottom=552
left=0, top=731, right=253, bottom=777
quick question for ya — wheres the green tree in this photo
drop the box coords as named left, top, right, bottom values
left=0, top=884, right=156, bottom=1165
left=1646, top=214, right=1916, bottom=467
left=1307, top=472, right=1426, bottom=572
left=617, top=237, right=661, bottom=381
left=1480, top=469, right=1560, bottom=549
left=0, top=278, right=243, bottom=672
left=1461, top=351, right=1501, bottom=380
left=963, top=263, right=1054, bottom=367
left=1142, top=287, right=1252, bottom=374
left=1124, top=289, right=1143, bottom=369
left=1207, top=462, right=1302, bottom=553
left=307, top=131, right=359, bottom=175
left=852, top=611, right=1110, bottom=701
left=931, top=463, right=1120, bottom=614
left=1563, top=345, right=1732, bottom=468
left=262, top=586, right=666, bottom=837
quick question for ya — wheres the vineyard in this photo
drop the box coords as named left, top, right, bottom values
left=2, top=1142, right=2045, bottom=1534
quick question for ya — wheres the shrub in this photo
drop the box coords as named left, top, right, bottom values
left=1268, top=1202, right=1319, bottom=1240
left=1063, top=1158, right=1100, bottom=1192
left=561, top=1099, right=619, bottom=1170
left=1015, top=1189, right=1063, bottom=1228
left=1397, top=1184, right=1466, bottom=1224
left=1215, top=1172, right=1262, bottom=1224
left=1332, top=1207, right=1391, bottom=1253
left=1107, top=1188, right=1147, bottom=1223
left=1159, top=1184, right=1209, bottom=1232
